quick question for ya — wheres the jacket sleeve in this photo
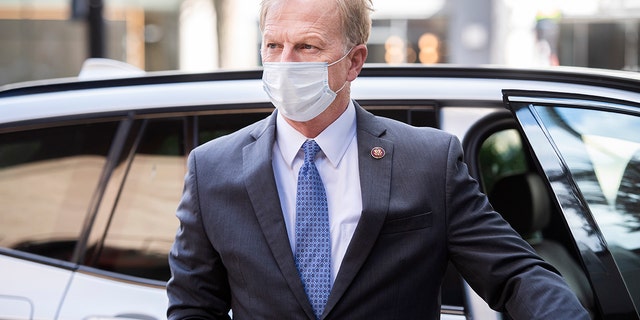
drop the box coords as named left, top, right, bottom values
left=166, top=150, right=232, bottom=320
left=443, top=136, right=590, bottom=320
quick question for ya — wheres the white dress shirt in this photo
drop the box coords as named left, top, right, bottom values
left=272, top=101, right=362, bottom=283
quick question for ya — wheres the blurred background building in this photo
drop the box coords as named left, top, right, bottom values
left=1, top=0, right=640, bottom=86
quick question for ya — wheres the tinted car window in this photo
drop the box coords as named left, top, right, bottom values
left=534, top=105, right=640, bottom=310
left=87, top=118, right=186, bottom=281
left=83, top=112, right=278, bottom=281
left=0, top=121, right=119, bottom=261
left=478, top=129, right=528, bottom=193
left=198, top=112, right=272, bottom=144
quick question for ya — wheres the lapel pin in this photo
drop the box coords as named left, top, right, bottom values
left=370, top=146, right=385, bottom=159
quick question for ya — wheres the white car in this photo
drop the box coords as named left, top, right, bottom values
left=1, top=60, right=639, bottom=319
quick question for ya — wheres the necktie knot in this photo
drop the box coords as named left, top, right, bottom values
left=302, top=140, right=321, bottom=164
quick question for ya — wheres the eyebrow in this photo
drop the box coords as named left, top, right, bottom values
left=262, top=26, right=329, bottom=46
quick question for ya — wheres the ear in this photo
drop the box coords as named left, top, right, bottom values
left=347, top=44, right=368, bottom=81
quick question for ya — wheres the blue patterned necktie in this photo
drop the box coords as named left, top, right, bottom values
left=295, top=140, right=331, bottom=319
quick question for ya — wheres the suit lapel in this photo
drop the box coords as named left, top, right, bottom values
left=243, top=113, right=316, bottom=319
left=323, top=104, right=393, bottom=317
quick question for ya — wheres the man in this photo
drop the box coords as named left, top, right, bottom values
left=167, top=0, right=590, bottom=319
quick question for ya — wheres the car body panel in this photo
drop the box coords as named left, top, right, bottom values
left=58, top=270, right=167, bottom=320
left=0, top=254, right=72, bottom=319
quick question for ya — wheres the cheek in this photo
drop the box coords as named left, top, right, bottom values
left=328, top=71, right=347, bottom=91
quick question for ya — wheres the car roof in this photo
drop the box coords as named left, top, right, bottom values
left=2, top=63, right=640, bottom=127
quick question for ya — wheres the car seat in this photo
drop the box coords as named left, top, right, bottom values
left=488, top=172, right=594, bottom=316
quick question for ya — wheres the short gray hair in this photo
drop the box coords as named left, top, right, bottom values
left=259, top=0, right=374, bottom=48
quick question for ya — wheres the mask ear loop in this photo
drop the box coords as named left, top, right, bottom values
left=328, top=47, right=354, bottom=67
left=333, top=81, right=347, bottom=94
left=328, top=47, right=355, bottom=94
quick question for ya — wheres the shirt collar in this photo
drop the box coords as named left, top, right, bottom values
left=276, top=100, right=357, bottom=168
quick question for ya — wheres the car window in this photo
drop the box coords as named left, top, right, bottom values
left=84, top=112, right=274, bottom=282
left=533, top=105, right=640, bottom=310
left=478, top=129, right=528, bottom=193
left=198, top=112, right=272, bottom=144
left=0, top=121, right=119, bottom=261
left=86, top=118, right=186, bottom=281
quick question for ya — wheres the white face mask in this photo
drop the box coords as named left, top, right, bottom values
left=262, top=50, right=350, bottom=122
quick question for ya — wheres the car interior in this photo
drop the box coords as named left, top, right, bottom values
left=462, top=110, right=597, bottom=318
left=488, top=172, right=595, bottom=317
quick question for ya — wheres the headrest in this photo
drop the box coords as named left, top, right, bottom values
left=616, top=151, right=640, bottom=214
left=489, top=173, right=550, bottom=238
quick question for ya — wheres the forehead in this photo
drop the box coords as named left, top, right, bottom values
left=262, top=0, right=342, bottom=41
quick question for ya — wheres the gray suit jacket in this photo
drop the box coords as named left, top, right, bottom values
left=167, top=102, right=588, bottom=319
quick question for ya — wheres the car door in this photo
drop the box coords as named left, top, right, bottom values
left=503, top=90, right=640, bottom=319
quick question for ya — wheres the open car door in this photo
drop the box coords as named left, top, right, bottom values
left=503, top=90, right=640, bottom=320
